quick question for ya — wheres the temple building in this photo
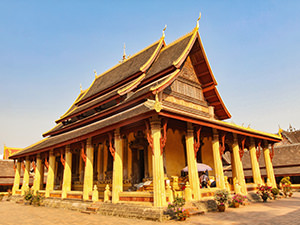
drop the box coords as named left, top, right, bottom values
left=1, top=146, right=33, bottom=192
left=10, top=19, right=281, bottom=207
left=3, top=145, right=22, bottom=160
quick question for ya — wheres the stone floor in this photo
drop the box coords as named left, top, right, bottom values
left=0, top=192, right=299, bottom=225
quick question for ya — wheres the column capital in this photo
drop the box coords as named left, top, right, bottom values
left=186, top=122, right=193, bottom=136
left=150, top=116, right=161, bottom=130
left=249, top=137, right=255, bottom=146
left=233, top=133, right=238, bottom=142
left=263, top=140, right=269, bottom=148
left=36, top=153, right=41, bottom=159
left=114, top=128, right=121, bottom=139
left=212, top=128, right=219, bottom=140
left=66, top=144, right=70, bottom=150
left=49, top=149, right=54, bottom=156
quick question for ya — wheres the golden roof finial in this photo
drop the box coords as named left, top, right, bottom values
left=196, top=12, right=201, bottom=29
left=162, top=25, right=167, bottom=38
left=94, top=70, right=97, bottom=78
left=123, top=43, right=126, bottom=61
left=80, top=83, right=82, bottom=92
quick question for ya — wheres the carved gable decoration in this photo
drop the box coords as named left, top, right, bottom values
left=167, top=56, right=204, bottom=102
left=178, top=56, right=199, bottom=83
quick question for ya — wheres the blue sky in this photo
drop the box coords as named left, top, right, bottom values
left=1, top=1, right=300, bottom=152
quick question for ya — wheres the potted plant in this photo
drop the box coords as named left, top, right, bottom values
left=280, top=177, right=292, bottom=197
left=32, top=191, right=44, bottom=206
left=231, top=193, right=246, bottom=208
left=257, top=185, right=272, bottom=202
left=24, top=189, right=34, bottom=205
left=214, top=189, right=229, bottom=212
left=167, top=197, right=190, bottom=221
left=175, top=208, right=190, bottom=221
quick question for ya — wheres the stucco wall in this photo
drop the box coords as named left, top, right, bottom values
left=164, top=128, right=186, bottom=177
left=201, top=137, right=215, bottom=177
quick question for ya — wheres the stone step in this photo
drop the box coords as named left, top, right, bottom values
left=247, top=192, right=261, bottom=202
left=188, top=208, right=205, bottom=216
left=80, top=210, right=95, bottom=215
left=16, top=199, right=24, bottom=204
left=86, top=206, right=99, bottom=212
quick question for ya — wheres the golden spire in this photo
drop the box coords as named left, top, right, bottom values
left=162, top=25, right=167, bottom=38
left=123, top=43, right=126, bottom=61
left=94, top=70, right=97, bottom=78
left=196, top=12, right=201, bottom=29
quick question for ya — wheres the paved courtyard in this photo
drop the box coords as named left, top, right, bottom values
left=0, top=192, right=299, bottom=225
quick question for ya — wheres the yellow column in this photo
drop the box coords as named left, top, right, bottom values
left=21, top=158, right=30, bottom=195
left=83, top=137, right=94, bottom=201
left=97, top=144, right=101, bottom=180
left=249, top=138, right=263, bottom=185
left=151, top=116, right=167, bottom=207
left=231, top=152, right=237, bottom=188
left=185, top=123, right=201, bottom=200
left=212, top=129, right=225, bottom=189
left=127, top=144, right=132, bottom=180
left=33, top=154, right=42, bottom=193
left=148, top=146, right=153, bottom=177
left=46, top=150, right=55, bottom=197
left=12, top=161, right=21, bottom=195
left=62, top=145, right=72, bottom=199
left=232, top=134, right=247, bottom=195
left=103, top=142, right=108, bottom=179
left=40, top=162, right=44, bottom=190
left=263, top=141, right=276, bottom=188
left=79, top=153, right=83, bottom=183
left=112, top=128, right=123, bottom=203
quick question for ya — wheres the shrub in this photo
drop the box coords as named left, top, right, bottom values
left=24, top=189, right=34, bottom=204
left=271, top=187, right=280, bottom=199
left=214, top=189, right=229, bottom=206
left=32, top=191, right=44, bottom=206
left=167, top=197, right=190, bottom=221
left=257, top=185, right=272, bottom=202
left=280, top=177, right=292, bottom=196
left=232, top=193, right=247, bottom=204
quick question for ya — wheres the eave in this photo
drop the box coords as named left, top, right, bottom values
left=158, top=105, right=281, bottom=143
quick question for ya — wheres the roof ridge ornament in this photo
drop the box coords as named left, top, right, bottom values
left=196, top=12, right=201, bottom=29
left=119, top=43, right=131, bottom=63
left=162, top=25, right=167, bottom=38
left=80, top=84, right=82, bottom=92
left=94, top=70, right=97, bottom=78
left=123, top=43, right=126, bottom=61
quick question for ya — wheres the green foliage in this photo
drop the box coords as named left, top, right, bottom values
left=24, top=189, right=34, bottom=203
left=167, top=197, right=189, bottom=220
left=280, top=177, right=291, bottom=185
left=214, top=189, right=229, bottom=205
left=257, top=185, right=272, bottom=202
left=280, top=177, right=292, bottom=196
left=231, top=193, right=247, bottom=204
left=24, top=189, right=44, bottom=206
left=32, top=191, right=44, bottom=206
left=271, top=187, right=280, bottom=198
